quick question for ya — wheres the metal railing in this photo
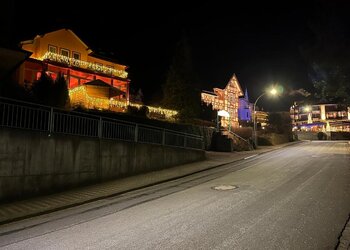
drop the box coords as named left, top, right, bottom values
left=226, top=130, right=254, bottom=150
left=0, top=97, right=204, bottom=150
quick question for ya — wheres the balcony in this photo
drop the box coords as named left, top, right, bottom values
left=40, top=52, right=128, bottom=79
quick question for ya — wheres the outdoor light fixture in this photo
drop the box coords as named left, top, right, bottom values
left=216, top=109, right=230, bottom=132
left=218, top=110, right=230, bottom=118
left=304, top=106, right=311, bottom=112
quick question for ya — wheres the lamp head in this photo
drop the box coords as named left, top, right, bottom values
left=270, top=88, right=277, bottom=95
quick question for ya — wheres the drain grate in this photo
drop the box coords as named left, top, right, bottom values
left=212, top=185, right=238, bottom=191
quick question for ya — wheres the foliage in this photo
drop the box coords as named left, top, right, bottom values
left=301, top=1, right=350, bottom=104
left=53, top=72, right=70, bottom=109
left=126, top=105, right=149, bottom=118
left=31, top=70, right=54, bottom=106
left=317, top=131, right=327, bottom=140
left=200, top=102, right=215, bottom=122
left=31, top=71, right=70, bottom=109
left=162, top=35, right=201, bottom=120
left=267, top=112, right=292, bottom=134
left=0, top=78, right=31, bottom=101
left=257, top=136, right=273, bottom=146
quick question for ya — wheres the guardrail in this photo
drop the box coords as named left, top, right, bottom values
left=0, top=97, right=204, bottom=150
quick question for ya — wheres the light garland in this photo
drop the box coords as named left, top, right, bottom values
left=40, top=52, right=128, bottom=79
left=69, top=86, right=110, bottom=110
left=129, top=103, right=178, bottom=119
left=69, top=87, right=178, bottom=119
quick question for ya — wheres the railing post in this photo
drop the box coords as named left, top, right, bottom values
left=184, top=135, right=187, bottom=148
left=162, top=129, right=165, bottom=145
left=48, top=107, right=54, bottom=135
left=98, top=117, right=102, bottom=138
left=135, top=124, right=138, bottom=142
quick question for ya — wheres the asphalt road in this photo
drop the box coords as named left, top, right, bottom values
left=0, top=141, right=349, bottom=250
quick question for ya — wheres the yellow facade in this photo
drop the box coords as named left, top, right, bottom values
left=21, top=28, right=128, bottom=79
left=201, top=74, right=244, bottom=129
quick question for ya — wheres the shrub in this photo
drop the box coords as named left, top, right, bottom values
left=317, top=132, right=327, bottom=140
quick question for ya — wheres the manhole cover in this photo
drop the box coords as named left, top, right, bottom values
left=212, top=185, right=238, bottom=191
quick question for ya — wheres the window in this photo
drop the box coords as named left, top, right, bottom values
left=72, top=51, right=80, bottom=60
left=48, top=45, right=57, bottom=53
left=72, top=52, right=81, bottom=67
left=60, top=48, right=70, bottom=58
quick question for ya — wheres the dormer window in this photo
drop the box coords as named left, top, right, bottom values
left=48, top=45, right=57, bottom=53
left=60, top=48, right=69, bottom=57
left=72, top=51, right=80, bottom=60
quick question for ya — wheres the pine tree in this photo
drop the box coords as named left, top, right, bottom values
left=31, top=70, right=54, bottom=106
left=162, top=35, right=201, bottom=120
left=301, top=1, right=350, bottom=104
left=53, top=72, right=70, bottom=109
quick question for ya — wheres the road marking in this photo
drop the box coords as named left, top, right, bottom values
left=212, top=185, right=238, bottom=191
left=244, top=154, right=258, bottom=160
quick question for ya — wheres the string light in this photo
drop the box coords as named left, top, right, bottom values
left=40, top=52, right=128, bottom=79
left=69, top=87, right=178, bottom=119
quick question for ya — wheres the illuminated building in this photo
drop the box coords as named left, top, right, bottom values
left=290, top=102, right=350, bottom=132
left=19, top=28, right=129, bottom=103
left=238, top=88, right=253, bottom=124
left=201, top=74, right=244, bottom=129
left=255, top=109, right=268, bottom=129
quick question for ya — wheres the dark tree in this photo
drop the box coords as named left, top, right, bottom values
left=302, top=1, right=350, bottom=104
left=200, top=102, right=215, bottom=122
left=0, top=78, right=31, bottom=101
left=31, top=70, right=54, bottom=106
left=267, top=112, right=292, bottom=134
left=53, top=72, right=70, bottom=109
left=162, top=35, right=201, bottom=120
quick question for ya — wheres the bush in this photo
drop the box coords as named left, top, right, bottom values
left=317, top=132, right=327, bottom=140
left=126, top=105, right=149, bottom=118
left=257, top=136, right=273, bottom=146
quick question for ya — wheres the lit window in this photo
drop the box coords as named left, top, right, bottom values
left=48, top=45, right=57, bottom=53
left=72, top=52, right=80, bottom=60
left=60, top=48, right=70, bottom=57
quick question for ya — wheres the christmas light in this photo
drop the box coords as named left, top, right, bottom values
left=69, top=87, right=178, bottom=119
left=40, top=52, right=128, bottom=79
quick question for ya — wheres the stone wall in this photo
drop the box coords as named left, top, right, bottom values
left=0, top=128, right=204, bottom=201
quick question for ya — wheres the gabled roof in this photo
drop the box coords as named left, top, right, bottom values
left=225, top=73, right=244, bottom=95
left=20, top=28, right=92, bottom=54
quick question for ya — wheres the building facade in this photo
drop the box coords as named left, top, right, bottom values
left=290, top=102, right=350, bottom=132
left=238, top=88, right=253, bottom=124
left=201, top=74, right=244, bottom=129
left=20, top=28, right=130, bottom=108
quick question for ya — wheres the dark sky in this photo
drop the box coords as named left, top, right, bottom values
left=3, top=0, right=350, bottom=111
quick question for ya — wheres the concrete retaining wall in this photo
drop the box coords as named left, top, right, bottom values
left=0, top=128, right=204, bottom=201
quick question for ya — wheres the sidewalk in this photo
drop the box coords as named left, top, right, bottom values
left=0, top=142, right=299, bottom=225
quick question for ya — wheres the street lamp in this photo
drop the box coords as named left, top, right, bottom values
left=253, top=88, right=278, bottom=148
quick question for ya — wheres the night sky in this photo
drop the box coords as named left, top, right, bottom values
left=3, top=0, right=350, bottom=111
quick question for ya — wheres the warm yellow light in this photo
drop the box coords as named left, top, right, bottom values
left=270, top=88, right=277, bottom=95
left=218, top=110, right=230, bottom=117
left=304, top=106, right=311, bottom=112
left=69, top=87, right=178, bottom=120
left=40, top=52, right=128, bottom=79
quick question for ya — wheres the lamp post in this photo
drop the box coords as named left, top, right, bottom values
left=253, top=88, right=277, bottom=148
